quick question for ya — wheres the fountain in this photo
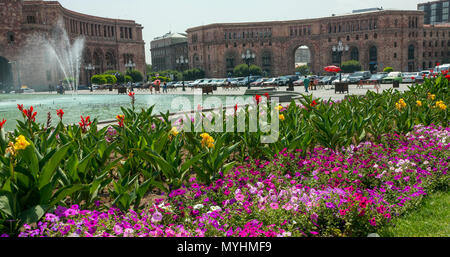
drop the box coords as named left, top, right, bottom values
left=44, top=19, right=85, bottom=94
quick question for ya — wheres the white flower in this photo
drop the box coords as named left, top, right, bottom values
left=210, top=206, right=222, bottom=212
left=193, top=204, right=204, bottom=210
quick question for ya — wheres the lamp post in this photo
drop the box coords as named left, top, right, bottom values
left=176, top=56, right=189, bottom=91
left=125, top=60, right=136, bottom=71
left=84, top=63, right=95, bottom=92
left=241, top=49, right=255, bottom=89
left=332, top=40, right=349, bottom=82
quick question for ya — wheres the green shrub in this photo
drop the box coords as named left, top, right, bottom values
left=91, top=75, right=107, bottom=85
left=384, top=67, right=394, bottom=73
left=341, top=60, right=361, bottom=73
left=126, top=70, right=143, bottom=82
left=104, top=74, right=117, bottom=85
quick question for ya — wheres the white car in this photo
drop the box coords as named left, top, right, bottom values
left=331, top=74, right=350, bottom=85
left=402, top=72, right=420, bottom=83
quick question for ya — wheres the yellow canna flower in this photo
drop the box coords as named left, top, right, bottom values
left=436, top=101, right=447, bottom=110
left=14, top=135, right=30, bottom=151
left=116, top=115, right=124, bottom=120
left=275, top=105, right=283, bottom=111
left=427, top=93, right=436, bottom=100
left=169, top=127, right=179, bottom=137
left=416, top=100, right=422, bottom=107
left=279, top=114, right=285, bottom=121
left=200, top=133, right=215, bottom=148
left=395, top=99, right=407, bottom=110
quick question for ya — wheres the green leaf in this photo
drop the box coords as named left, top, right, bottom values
left=50, top=184, right=86, bottom=206
left=38, top=143, right=72, bottom=190
left=18, top=205, right=47, bottom=227
left=0, top=191, right=14, bottom=217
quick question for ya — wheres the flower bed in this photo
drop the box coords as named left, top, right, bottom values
left=15, top=125, right=448, bottom=237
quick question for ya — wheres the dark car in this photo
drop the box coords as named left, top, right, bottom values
left=348, top=71, right=372, bottom=84
left=320, top=76, right=337, bottom=85
left=367, top=73, right=388, bottom=83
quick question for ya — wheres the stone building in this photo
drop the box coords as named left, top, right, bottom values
left=150, top=32, right=188, bottom=72
left=0, top=0, right=146, bottom=91
left=186, top=9, right=450, bottom=78
left=418, top=0, right=450, bottom=25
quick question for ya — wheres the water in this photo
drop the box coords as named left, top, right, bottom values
left=45, top=19, right=85, bottom=93
left=0, top=94, right=253, bottom=131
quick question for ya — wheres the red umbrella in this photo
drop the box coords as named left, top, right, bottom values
left=153, top=80, right=161, bottom=86
left=324, top=65, right=341, bottom=73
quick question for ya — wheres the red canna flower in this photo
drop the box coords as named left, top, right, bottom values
left=79, top=115, right=92, bottom=132
left=255, top=94, right=262, bottom=105
left=17, top=104, right=24, bottom=111
left=263, top=92, right=269, bottom=99
left=234, top=104, right=238, bottom=113
left=116, top=114, right=125, bottom=128
left=436, top=62, right=440, bottom=66
left=23, top=106, right=37, bottom=122
left=310, top=100, right=318, bottom=107
left=128, top=92, right=135, bottom=97
left=411, top=77, right=415, bottom=80
left=0, top=119, right=6, bottom=130
left=446, top=74, right=450, bottom=81
left=56, top=109, right=64, bottom=120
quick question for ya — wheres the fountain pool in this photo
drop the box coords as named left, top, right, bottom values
left=0, top=94, right=253, bottom=131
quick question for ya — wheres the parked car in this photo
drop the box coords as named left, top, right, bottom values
left=402, top=72, right=420, bottom=83
left=262, top=78, right=279, bottom=86
left=276, top=76, right=290, bottom=86
left=348, top=71, right=372, bottom=84
left=367, top=73, right=388, bottom=83
left=331, top=74, right=350, bottom=85
left=382, top=72, right=403, bottom=84
left=433, top=63, right=450, bottom=74
left=420, top=70, right=431, bottom=78
left=320, top=76, right=337, bottom=85
left=211, top=79, right=227, bottom=87
left=250, top=78, right=268, bottom=87
left=189, top=79, right=206, bottom=87
left=198, top=79, right=214, bottom=87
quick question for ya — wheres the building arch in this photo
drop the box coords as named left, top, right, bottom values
left=286, top=40, right=316, bottom=74
left=224, top=49, right=238, bottom=76
left=92, top=48, right=104, bottom=74
left=105, top=50, right=117, bottom=71
left=0, top=56, right=13, bottom=91
left=350, top=46, right=359, bottom=61
left=368, top=45, right=378, bottom=73
left=260, top=49, right=273, bottom=77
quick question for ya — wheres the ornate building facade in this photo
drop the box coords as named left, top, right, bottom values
left=0, top=0, right=145, bottom=91
left=186, top=9, right=450, bottom=78
left=150, top=32, right=188, bottom=72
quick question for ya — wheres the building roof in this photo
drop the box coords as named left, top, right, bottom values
left=153, top=32, right=187, bottom=40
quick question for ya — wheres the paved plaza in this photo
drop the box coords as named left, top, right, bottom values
left=37, top=82, right=414, bottom=103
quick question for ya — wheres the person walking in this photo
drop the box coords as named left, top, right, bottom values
left=303, top=76, right=310, bottom=93
left=163, top=82, right=168, bottom=94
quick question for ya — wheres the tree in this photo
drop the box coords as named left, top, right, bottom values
left=233, top=64, right=263, bottom=77
left=104, top=74, right=117, bottom=84
left=383, top=67, right=394, bottom=73
left=124, top=75, right=132, bottom=83
left=126, top=69, right=143, bottom=82
left=182, top=68, right=205, bottom=81
left=295, top=65, right=310, bottom=76
left=91, top=75, right=107, bottom=85
left=341, top=60, right=362, bottom=73
left=104, top=70, right=124, bottom=83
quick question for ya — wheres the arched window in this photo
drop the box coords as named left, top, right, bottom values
left=369, top=46, right=377, bottom=62
left=408, top=45, right=415, bottom=60
left=350, top=47, right=359, bottom=61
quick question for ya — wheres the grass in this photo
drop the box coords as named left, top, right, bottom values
left=378, top=190, right=450, bottom=237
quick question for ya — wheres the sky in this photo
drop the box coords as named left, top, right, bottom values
left=53, top=0, right=424, bottom=64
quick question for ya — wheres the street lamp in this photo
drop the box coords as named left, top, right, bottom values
left=176, top=56, right=189, bottom=91
left=84, top=63, right=95, bottom=92
left=332, top=40, right=349, bottom=82
left=125, top=60, right=136, bottom=71
left=241, top=49, right=255, bottom=89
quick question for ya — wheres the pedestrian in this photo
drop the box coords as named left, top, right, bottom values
left=149, top=83, right=153, bottom=94
left=163, top=82, right=168, bottom=93
left=303, top=76, right=310, bottom=93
